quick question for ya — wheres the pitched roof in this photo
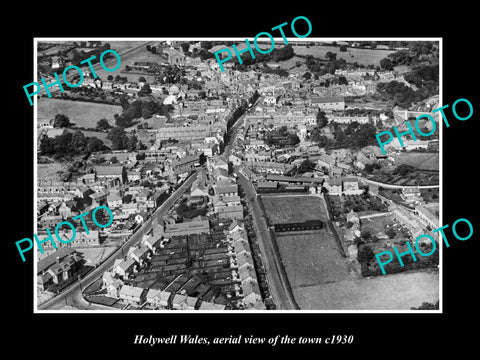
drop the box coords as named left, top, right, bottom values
left=119, top=285, right=144, bottom=298
left=37, top=247, right=77, bottom=274
left=311, top=96, right=345, bottom=104
left=198, top=301, right=226, bottom=310
left=95, top=165, right=124, bottom=176
left=117, top=257, right=136, bottom=270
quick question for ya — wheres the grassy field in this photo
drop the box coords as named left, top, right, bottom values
left=37, top=162, right=69, bottom=181
left=394, top=152, right=439, bottom=171
left=38, top=98, right=122, bottom=128
left=261, top=195, right=328, bottom=224
left=292, top=44, right=395, bottom=66
left=96, top=41, right=160, bottom=83
left=275, top=231, right=350, bottom=288
left=293, top=269, right=439, bottom=310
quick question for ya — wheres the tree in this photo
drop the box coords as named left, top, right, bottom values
left=138, top=76, right=146, bottom=83
left=325, top=51, right=337, bottom=61
left=39, top=134, right=55, bottom=155
left=138, top=141, right=147, bottom=150
left=151, top=46, right=157, bottom=54
left=138, top=83, right=152, bottom=97
left=380, top=58, right=394, bottom=71
left=110, top=156, right=118, bottom=164
left=71, top=130, right=88, bottom=152
left=87, top=137, right=106, bottom=153
left=180, top=43, right=190, bottom=52
left=201, top=41, right=213, bottom=50
left=361, top=229, right=371, bottom=240
left=53, top=114, right=71, bottom=128
left=107, top=127, right=129, bottom=150
left=127, top=134, right=138, bottom=151
left=386, top=228, right=396, bottom=239
left=107, top=75, right=113, bottom=81
left=96, top=118, right=111, bottom=130
left=288, top=133, right=300, bottom=146
left=302, top=71, right=312, bottom=80
left=338, top=76, right=348, bottom=85
left=339, top=45, right=347, bottom=52
left=146, top=45, right=151, bottom=52
left=357, top=244, right=374, bottom=264
left=297, top=159, right=316, bottom=174
left=316, top=110, right=328, bottom=128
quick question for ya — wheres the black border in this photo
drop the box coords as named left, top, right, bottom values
left=7, top=6, right=479, bottom=355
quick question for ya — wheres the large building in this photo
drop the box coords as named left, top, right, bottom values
left=164, top=219, right=210, bottom=237
left=311, top=96, right=345, bottom=111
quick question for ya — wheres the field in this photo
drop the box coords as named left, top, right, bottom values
left=37, top=162, right=69, bottom=180
left=360, top=214, right=411, bottom=242
left=38, top=98, right=122, bottom=128
left=96, top=40, right=160, bottom=83
left=261, top=195, right=328, bottom=224
left=292, top=44, right=395, bottom=66
left=394, top=152, right=439, bottom=171
left=77, top=247, right=118, bottom=266
left=275, top=231, right=350, bottom=288
left=293, top=269, right=439, bottom=310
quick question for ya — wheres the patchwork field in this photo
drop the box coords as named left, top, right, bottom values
left=261, top=195, right=328, bottom=224
left=275, top=231, right=350, bottom=288
left=292, top=44, right=395, bottom=66
left=293, top=269, right=439, bottom=310
left=38, top=98, right=122, bottom=128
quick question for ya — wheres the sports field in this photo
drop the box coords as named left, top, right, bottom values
left=275, top=231, right=350, bottom=288
left=261, top=195, right=328, bottom=224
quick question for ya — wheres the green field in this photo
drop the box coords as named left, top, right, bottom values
left=394, top=152, right=439, bottom=171
left=38, top=98, right=122, bottom=129
left=293, top=269, right=439, bottom=310
left=275, top=231, right=350, bottom=288
left=261, top=195, right=328, bottom=224
left=292, top=44, right=395, bottom=66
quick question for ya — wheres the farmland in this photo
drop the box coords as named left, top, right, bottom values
left=393, top=152, right=439, bottom=171
left=261, top=195, right=328, bottom=224
left=275, top=231, right=350, bottom=288
left=293, top=269, right=439, bottom=310
left=38, top=98, right=122, bottom=129
left=292, top=44, right=395, bottom=66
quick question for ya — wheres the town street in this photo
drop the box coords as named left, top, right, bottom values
left=38, top=170, right=198, bottom=310
left=237, top=172, right=299, bottom=310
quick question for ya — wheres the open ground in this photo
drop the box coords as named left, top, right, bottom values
left=394, top=152, right=439, bottom=171
left=292, top=44, right=395, bottom=66
left=293, top=269, right=439, bottom=310
left=38, top=98, right=122, bottom=128
left=261, top=195, right=329, bottom=224
left=275, top=231, right=350, bottom=288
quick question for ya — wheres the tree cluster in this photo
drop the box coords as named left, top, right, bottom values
left=381, top=41, right=437, bottom=68
left=39, top=130, right=108, bottom=159
left=376, top=80, right=428, bottom=109
left=114, top=99, right=174, bottom=127
left=233, top=44, right=295, bottom=68
left=311, top=122, right=377, bottom=150
left=107, top=127, right=141, bottom=151
left=403, top=65, right=439, bottom=93
left=53, top=114, right=72, bottom=128
left=70, top=43, right=112, bottom=68
left=265, top=125, right=300, bottom=147
left=304, top=53, right=347, bottom=76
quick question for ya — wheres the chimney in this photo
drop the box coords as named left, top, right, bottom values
left=56, top=256, right=60, bottom=265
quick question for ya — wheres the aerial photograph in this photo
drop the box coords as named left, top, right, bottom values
left=34, top=38, right=440, bottom=312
